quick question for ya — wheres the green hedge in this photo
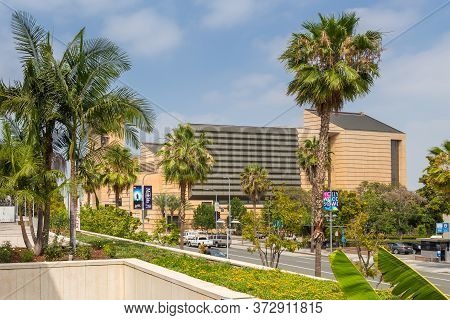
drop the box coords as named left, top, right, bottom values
left=77, top=233, right=344, bottom=300
left=80, top=206, right=149, bottom=241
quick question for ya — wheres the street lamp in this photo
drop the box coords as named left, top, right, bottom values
left=141, top=173, right=152, bottom=232
left=223, top=177, right=231, bottom=258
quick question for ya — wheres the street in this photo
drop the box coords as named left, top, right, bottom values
left=184, top=241, right=450, bottom=295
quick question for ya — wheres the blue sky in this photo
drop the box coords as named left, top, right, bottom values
left=0, top=0, right=449, bottom=190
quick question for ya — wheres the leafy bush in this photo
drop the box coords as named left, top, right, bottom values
left=131, top=231, right=151, bottom=242
left=91, top=238, right=108, bottom=250
left=103, top=243, right=117, bottom=258
left=81, top=206, right=143, bottom=240
left=0, top=241, right=13, bottom=263
left=19, top=249, right=34, bottom=262
left=76, top=245, right=92, bottom=260
left=151, top=219, right=180, bottom=246
left=44, top=240, right=65, bottom=261
left=50, top=194, right=69, bottom=235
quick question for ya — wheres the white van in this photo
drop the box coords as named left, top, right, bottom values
left=183, top=230, right=207, bottom=244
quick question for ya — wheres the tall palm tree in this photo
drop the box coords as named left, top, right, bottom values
left=50, top=28, right=155, bottom=248
left=240, top=164, right=271, bottom=236
left=157, top=124, right=214, bottom=249
left=100, top=144, right=139, bottom=207
left=297, top=137, right=319, bottom=186
left=0, top=11, right=60, bottom=253
left=280, top=12, right=382, bottom=277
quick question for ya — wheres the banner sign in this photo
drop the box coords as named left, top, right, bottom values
left=323, top=190, right=339, bottom=211
left=133, top=186, right=142, bottom=209
left=144, top=186, right=152, bottom=210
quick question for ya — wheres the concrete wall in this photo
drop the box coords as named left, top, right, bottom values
left=0, top=259, right=252, bottom=300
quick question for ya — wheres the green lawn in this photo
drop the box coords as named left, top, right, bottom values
left=77, top=232, right=344, bottom=300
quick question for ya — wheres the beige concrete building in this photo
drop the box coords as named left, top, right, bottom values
left=90, top=109, right=406, bottom=232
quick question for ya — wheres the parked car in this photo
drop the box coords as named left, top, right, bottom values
left=209, top=234, right=231, bottom=247
left=205, top=247, right=227, bottom=258
left=387, top=242, right=414, bottom=254
left=187, top=236, right=213, bottom=247
left=404, top=242, right=421, bottom=254
left=183, top=230, right=207, bottom=244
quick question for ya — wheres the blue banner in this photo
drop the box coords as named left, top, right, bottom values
left=144, top=186, right=152, bottom=210
left=133, top=186, right=142, bottom=209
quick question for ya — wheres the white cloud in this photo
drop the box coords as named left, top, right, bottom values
left=101, top=9, right=182, bottom=58
left=198, top=0, right=274, bottom=28
left=351, top=7, right=419, bottom=36
left=349, top=33, right=450, bottom=189
left=254, top=34, right=290, bottom=63
left=200, top=72, right=296, bottom=126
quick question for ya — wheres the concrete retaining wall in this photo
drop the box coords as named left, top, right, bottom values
left=0, top=259, right=253, bottom=300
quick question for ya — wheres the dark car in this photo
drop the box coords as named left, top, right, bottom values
left=387, top=242, right=414, bottom=254
left=403, top=242, right=421, bottom=254
left=205, top=247, right=227, bottom=258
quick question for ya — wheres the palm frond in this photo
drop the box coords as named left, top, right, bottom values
left=377, top=247, right=448, bottom=300
left=329, top=250, right=380, bottom=300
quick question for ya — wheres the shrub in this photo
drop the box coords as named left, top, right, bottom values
left=80, top=206, right=142, bottom=239
left=0, top=241, right=13, bottom=263
left=103, top=243, right=117, bottom=258
left=50, top=194, right=69, bottom=235
left=44, top=240, right=65, bottom=261
left=19, top=249, right=34, bottom=262
left=76, top=245, right=92, bottom=260
left=91, top=239, right=108, bottom=250
left=131, top=231, right=151, bottom=242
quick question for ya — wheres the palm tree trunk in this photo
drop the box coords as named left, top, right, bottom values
left=18, top=202, right=33, bottom=250
left=42, top=124, right=54, bottom=250
left=28, top=201, right=37, bottom=244
left=114, top=187, right=120, bottom=207
left=179, top=183, right=186, bottom=250
left=69, top=145, right=78, bottom=251
left=34, top=205, right=44, bottom=255
left=87, top=192, right=91, bottom=207
left=312, top=109, right=331, bottom=277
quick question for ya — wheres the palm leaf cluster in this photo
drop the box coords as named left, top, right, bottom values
left=0, top=11, right=154, bottom=252
left=329, top=248, right=448, bottom=300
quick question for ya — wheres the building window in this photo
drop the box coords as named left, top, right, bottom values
left=391, top=140, right=400, bottom=186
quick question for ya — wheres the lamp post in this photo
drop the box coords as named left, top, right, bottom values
left=141, top=173, right=152, bottom=232
left=223, top=177, right=231, bottom=258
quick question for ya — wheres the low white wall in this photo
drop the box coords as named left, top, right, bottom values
left=0, top=259, right=253, bottom=300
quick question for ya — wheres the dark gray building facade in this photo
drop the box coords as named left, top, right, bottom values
left=190, top=124, right=301, bottom=203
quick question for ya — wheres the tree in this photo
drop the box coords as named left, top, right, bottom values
left=51, top=27, right=154, bottom=249
left=100, top=144, right=139, bottom=207
left=0, top=12, right=60, bottom=254
left=242, top=186, right=307, bottom=267
left=421, top=140, right=450, bottom=197
left=240, top=163, right=271, bottom=239
left=192, top=203, right=215, bottom=230
left=167, top=194, right=181, bottom=224
left=78, top=158, right=102, bottom=208
left=280, top=12, right=382, bottom=276
left=157, top=124, right=214, bottom=249
left=230, top=197, right=247, bottom=233
left=346, top=212, right=383, bottom=278
left=153, top=193, right=169, bottom=218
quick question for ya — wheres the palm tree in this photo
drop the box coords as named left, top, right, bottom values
left=78, top=158, right=102, bottom=208
left=297, top=137, right=320, bottom=186
left=240, top=164, right=271, bottom=236
left=280, top=12, right=382, bottom=277
left=157, top=124, right=214, bottom=249
left=50, top=27, right=155, bottom=248
left=0, top=12, right=60, bottom=253
left=153, top=193, right=169, bottom=218
left=167, top=194, right=181, bottom=224
left=421, top=141, right=450, bottom=197
left=100, top=144, right=139, bottom=207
